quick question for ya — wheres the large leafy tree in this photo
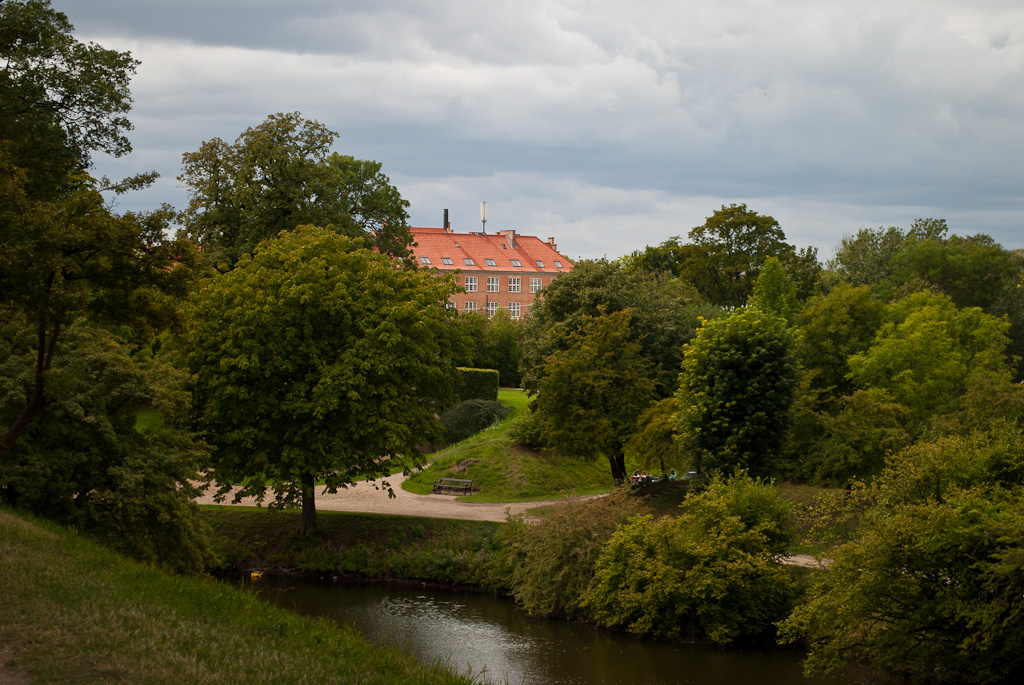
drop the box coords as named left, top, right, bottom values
left=533, top=309, right=657, bottom=483
left=0, top=0, right=137, bottom=195
left=676, top=308, right=798, bottom=477
left=677, top=204, right=818, bottom=308
left=183, top=226, right=464, bottom=536
left=179, top=112, right=413, bottom=267
left=781, top=423, right=1024, bottom=683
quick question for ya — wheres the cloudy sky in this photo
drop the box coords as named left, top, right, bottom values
left=68, top=0, right=1024, bottom=261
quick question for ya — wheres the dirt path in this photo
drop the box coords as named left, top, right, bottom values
left=194, top=473, right=570, bottom=522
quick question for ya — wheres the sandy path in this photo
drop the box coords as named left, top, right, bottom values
left=195, top=473, right=569, bottom=522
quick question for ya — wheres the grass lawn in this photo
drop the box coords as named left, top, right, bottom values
left=403, top=388, right=615, bottom=502
left=0, top=509, right=477, bottom=685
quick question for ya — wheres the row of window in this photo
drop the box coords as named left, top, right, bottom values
left=464, top=276, right=543, bottom=293
left=462, top=301, right=525, bottom=318
left=419, top=256, right=564, bottom=269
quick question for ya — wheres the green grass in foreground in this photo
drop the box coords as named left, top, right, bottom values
left=0, top=509, right=477, bottom=685
left=404, top=388, right=613, bottom=502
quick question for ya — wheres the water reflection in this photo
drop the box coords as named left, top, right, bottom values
left=253, top=577, right=870, bottom=685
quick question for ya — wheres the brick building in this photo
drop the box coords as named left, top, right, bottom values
left=410, top=225, right=573, bottom=318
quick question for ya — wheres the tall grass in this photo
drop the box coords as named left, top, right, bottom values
left=0, top=509, right=478, bottom=684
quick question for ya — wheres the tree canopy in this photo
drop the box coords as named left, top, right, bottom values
left=179, top=112, right=413, bottom=267
left=182, top=226, right=465, bottom=535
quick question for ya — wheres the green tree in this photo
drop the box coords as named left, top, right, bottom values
left=471, top=309, right=524, bottom=387
left=781, top=424, right=1024, bottom=682
left=748, top=256, right=798, bottom=325
left=533, top=309, right=657, bottom=483
left=624, top=397, right=684, bottom=476
left=182, top=226, right=463, bottom=536
left=848, top=291, right=1010, bottom=427
left=679, top=204, right=817, bottom=308
left=179, top=112, right=412, bottom=267
left=583, top=472, right=795, bottom=643
left=676, top=308, right=798, bottom=476
left=1, top=0, right=137, bottom=196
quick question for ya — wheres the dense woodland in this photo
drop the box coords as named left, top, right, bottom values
left=3, top=2, right=1024, bottom=683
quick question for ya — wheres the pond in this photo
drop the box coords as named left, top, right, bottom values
left=250, top=576, right=877, bottom=685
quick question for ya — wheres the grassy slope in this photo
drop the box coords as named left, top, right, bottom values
left=0, top=509, right=477, bottom=685
left=403, top=388, right=614, bottom=502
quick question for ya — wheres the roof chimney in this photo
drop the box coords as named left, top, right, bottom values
left=547, top=237, right=557, bottom=251
left=443, top=208, right=450, bottom=233
left=500, top=229, right=517, bottom=249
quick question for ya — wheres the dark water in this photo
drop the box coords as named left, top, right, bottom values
left=250, top=576, right=870, bottom=685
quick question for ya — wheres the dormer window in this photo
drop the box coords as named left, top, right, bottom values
left=485, top=258, right=497, bottom=267
left=553, top=260, right=563, bottom=268
left=441, top=257, right=453, bottom=265
left=463, top=258, right=475, bottom=266
left=419, top=257, right=431, bottom=265
left=510, top=259, right=522, bottom=267
left=536, top=260, right=545, bottom=268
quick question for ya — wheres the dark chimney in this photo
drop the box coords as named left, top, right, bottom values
left=443, top=209, right=450, bottom=232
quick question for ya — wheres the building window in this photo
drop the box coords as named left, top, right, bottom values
left=441, top=257, right=453, bottom=265
left=554, top=260, right=563, bottom=269
left=510, top=259, right=522, bottom=267
left=463, top=258, right=475, bottom=266
left=509, top=302, right=521, bottom=318
left=536, top=260, right=545, bottom=268
left=486, top=302, right=499, bottom=317
left=465, top=276, right=478, bottom=292
left=445, top=300, right=455, bottom=310
left=508, top=277, right=521, bottom=293
left=485, top=258, right=497, bottom=267
left=530, top=277, right=542, bottom=293
left=465, top=301, right=478, bottom=313
left=419, top=256, right=431, bottom=265
left=487, top=276, right=499, bottom=292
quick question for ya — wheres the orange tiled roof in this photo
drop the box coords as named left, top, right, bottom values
left=409, top=227, right=572, bottom=274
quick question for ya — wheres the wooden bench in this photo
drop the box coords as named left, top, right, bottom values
left=433, top=477, right=473, bottom=495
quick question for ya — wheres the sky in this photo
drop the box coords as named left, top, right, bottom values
left=66, top=0, right=1024, bottom=262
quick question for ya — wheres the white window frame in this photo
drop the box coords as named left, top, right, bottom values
left=486, top=302, right=499, bottom=317
left=509, top=302, right=521, bottom=318
left=463, top=258, right=475, bottom=266
left=510, top=259, right=522, bottom=267
left=536, top=260, right=545, bottom=268
left=465, top=301, right=478, bottom=313
left=419, top=256, right=431, bottom=265
left=441, top=257, right=453, bottom=265
left=485, top=258, right=497, bottom=266
left=465, top=276, right=478, bottom=292
left=508, top=277, right=521, bottom=293
left=530, top=277, right=542, bottom=293
left=554, top=260, right=563, bottom=268
left=486, top=276, right=499, bottom=293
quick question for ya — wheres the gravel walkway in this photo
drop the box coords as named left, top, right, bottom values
left=194, top=473, right=569, bottom=522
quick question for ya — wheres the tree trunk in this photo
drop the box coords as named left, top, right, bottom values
left=0, top=317, right=60, bottom=466
left=300, top=472, right=317, bottom=537
left=608, top=452, right=627, bottom=485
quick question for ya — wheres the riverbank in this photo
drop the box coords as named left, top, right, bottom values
left=0, top=509, right=478, bottom=685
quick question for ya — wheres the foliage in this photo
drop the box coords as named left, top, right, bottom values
left=795, top=283, right=885, bottom=399
left=523, top=258, right=708, bottom=396
left=0, top=510, right=477, bottom=684
left=182, top=226, right=465, bottom=535
left=456, top=367, right=499, bottom=401
left=678, top=203, right=819, bottom=307
left=0, top=0, right=138, bottom=194
left=534, top=309, right=657, bottom=483
left=781, top=423, right=1024, bottom=682
left=848, top=291, right=1010, bottom=427
left=747, top=256, right=799, bottom=324
left=676, top=308, right=798, bottom=477
left=583, top=472, right=796, bottom=643
left=497, top=489, right=641, bottom=618
left=179, top=112, right=412, bottom=267
left=0, top=321, right=214, bottom=573
left=624, top=397, right=684, bottom=476
left=439, top=400, right=510, bottom=445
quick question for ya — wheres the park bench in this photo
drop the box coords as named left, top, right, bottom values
left=433, top=477, right=473, bottom=495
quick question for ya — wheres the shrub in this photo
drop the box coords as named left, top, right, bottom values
left=497, top=489, right=641, bottom=618
left=456, top=367, right=499, bottom=401
left=582, top=472, right=796, bottom=644
left=439, top=400, right=510, bottom=445
left=508, top=406, right=545, bottom=448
